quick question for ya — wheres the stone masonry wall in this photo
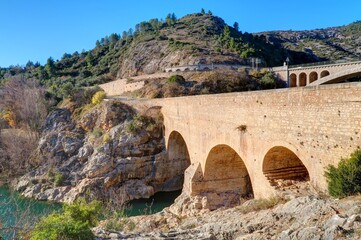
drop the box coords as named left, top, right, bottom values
left=99, top=72, right=172, bottom=96
left=142, top=83, right=361, bottom=199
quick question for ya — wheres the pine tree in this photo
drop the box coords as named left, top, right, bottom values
left=95, top=40, right=101, bottom=48
left=233, top=22, right=239, bottom=32
left=45, top=57, right=55, bottom=78
left=85, top=52, right=95, bottom=68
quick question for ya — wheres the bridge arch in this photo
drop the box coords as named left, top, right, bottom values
left=309, top=71, right=318, bottom=84
left=262, top=146, right=310, bottom=189
left=320, top=70, right=330, bottom=78
left=290, top=73, right=297, bottom=87
left=299, top=72, right=307, bottom=86
left=309, top=67, right=361, bottom=86
left=167, top=131, right=191, bottom=187
left=202, top=144, right=253, bottom=209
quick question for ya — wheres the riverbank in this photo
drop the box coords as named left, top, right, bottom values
left=0, top=185, right=181, bottom=239
left=94, top=194, right=361, bottom=239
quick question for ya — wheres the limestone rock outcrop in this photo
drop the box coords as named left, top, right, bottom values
left=94, top=195, right=361, bottom=239
left=15, top=101, right=187, bottom=204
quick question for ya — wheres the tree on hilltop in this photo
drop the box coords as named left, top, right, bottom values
left=45, top=57, right=55, bottom=78
left=233, top=22, right=239, bottom=32
left=166, top=13, right=177, bottom=27
left=109, top=33, right=120, bottom=47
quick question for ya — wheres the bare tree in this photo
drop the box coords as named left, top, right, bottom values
left=0, top=129, right=39, bottom=176
left=0, top=76, right=48, bottom=176
left=0, top=75, right=48, bottom=132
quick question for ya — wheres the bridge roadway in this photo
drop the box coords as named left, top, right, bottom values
left=272, top=60, right=361, bottom=87
left=130, top=82, right=361, bottom=209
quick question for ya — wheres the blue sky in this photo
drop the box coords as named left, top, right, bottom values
left=0, top=0, right=360, bottom=67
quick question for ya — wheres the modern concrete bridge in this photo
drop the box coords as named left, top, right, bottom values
left=272, top=60, right=361, bottom=87
left=141, top=83, right=361, bottom=209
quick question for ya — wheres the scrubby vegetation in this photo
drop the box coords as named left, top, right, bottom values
left=30, top=199, right=101, bottom=240
left=325, top=150, right=361, bottom=198
left=129, top=69, right=285, bottom=99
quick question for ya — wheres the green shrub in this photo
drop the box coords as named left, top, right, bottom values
left=126, top=114, right=156, bottom=135
left=91, top=91, right=106, bottom=105
left=259, top=72, right=277, bottom=89
left=54, top=172, right=63, bottom=187
left=126, top=115, right=144, bottom=134
left=167, top=75, right=185, bottom=84
left=126, top=121, right=138, bottom=134
left=92, top=128, right=103, bottom=138
left=30, top=199, right=101, bottom=240
left=102, top=133, right=111, bottom=144
left=325, top=150, right=361, bottom=197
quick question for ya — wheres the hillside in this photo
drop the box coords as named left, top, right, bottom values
left=258, top=21, right=361, bottom=62
left=0, top=13, right=360, bottom=102
left=0, top=12, right=320, bottom=100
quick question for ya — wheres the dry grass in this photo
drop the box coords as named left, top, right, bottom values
left=236, top=197, right=287, bottom=214
left=130, top=69, right=258, bottom=99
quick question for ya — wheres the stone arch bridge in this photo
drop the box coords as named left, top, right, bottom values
left=165, top=64, right=247, bottom=73
left=272, top=60, right=361, bottom=87
left=136, top=83, right=361, bottom=209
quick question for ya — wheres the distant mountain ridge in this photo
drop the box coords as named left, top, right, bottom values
left=257, top=21, right=361, bottom=63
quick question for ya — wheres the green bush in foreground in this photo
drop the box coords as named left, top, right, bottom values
left=325, top=150, right=361, bottom=197
left=30, top=199, right=101, bottom=240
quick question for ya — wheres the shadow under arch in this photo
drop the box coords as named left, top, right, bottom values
left=299, top=72, right=307, bottom=86
left=166, top=131, right=191, bottom=189
left=201, top=144, right=253, bottom=209
left=290, top=73, right=297, bottom=87
left=309, top=71, right=318, bottom=83
left=321, top=70, right=330, bottom=78
left=263, top=146, right=310, bottom=188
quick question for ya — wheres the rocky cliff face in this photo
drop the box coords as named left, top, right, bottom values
left=15, top=101, right=188, bottom=204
